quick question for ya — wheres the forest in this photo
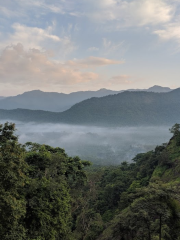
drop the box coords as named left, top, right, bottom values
left=1, top=89, right=180, bottom=127
left=1, top=122, right=180, bottom=240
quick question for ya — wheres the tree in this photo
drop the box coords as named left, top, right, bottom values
left=169, top=123, right=180, bottom=136
left=0, top=122, right=27, bottom=239
left=169, top=124, right=180, bottom=146
left=113, top=182, right=180, bottom=240
left=24, top=142, right=90, bottom=240
left=0, top=123, right=91, bottom=240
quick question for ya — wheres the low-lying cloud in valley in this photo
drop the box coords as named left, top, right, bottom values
left=5, top=120, right=172, bottom=165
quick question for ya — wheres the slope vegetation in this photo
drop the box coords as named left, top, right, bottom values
left=0, top=85, right=171, bottom=112
left=0, top=88, right=179, bottom=126
left=78, top=124, right=180, bottom=240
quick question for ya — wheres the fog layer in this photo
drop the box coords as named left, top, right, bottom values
left=4, top=121, right=172, bottom=165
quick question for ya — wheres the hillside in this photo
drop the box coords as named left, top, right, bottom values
left=0, top=89, right=121, bottom=112
left=0, top=97, right=6, bottom=100
left=57, top=89, right=180, bottom=126
left=81, top=124, right=180, bottom=240
left=0, top=88, right=179, bottom=126
left=1, top=123, right=180, bottom=240
left=0, top=86, right=171, bottom=112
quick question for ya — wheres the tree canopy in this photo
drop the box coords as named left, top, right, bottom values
left=1, top=122, right=180, bottom=240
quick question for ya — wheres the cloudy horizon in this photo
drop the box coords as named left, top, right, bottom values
left=0, top=0, right=180, bottom=96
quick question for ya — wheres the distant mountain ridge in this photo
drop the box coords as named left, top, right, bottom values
left=129, top=85, right=172, bottom=93
left=0, top=97, right=6, bottom=100
left=0, top=88, right=179, bottom=127
left=0, top=85, right=172, bottom=112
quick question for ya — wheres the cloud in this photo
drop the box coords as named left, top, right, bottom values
left=0, top=6, right=21, bottom=18
left=0, top=0, right=175, bottom=29
left=110, top=75, right=132, bottom=84
left=154, top=22, right=180, bottom=44
left=0, top=23, right=75, bottom=57
left=84, top=0, right=174, bottom=27
left=13, top=0, right=65, bottom=14
left=0, top=43, right=124, bottom=93
left=66, top=56, right=124, bottom=68
left=103, top=38, right=124, bottom=54
left=0, top=0, right=81, bottom=22
left=0, top=44, right=99, bottom=87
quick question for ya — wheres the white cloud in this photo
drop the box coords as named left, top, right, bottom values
left=0, top=0, right=65, bottom=23
left=85, top=0, right=174, bottom=27
left=14, top=0, right=65, bottom=14
left=103, top=38, right=124, bottom=54
left=0, top=0, right=176, bottom=28
left=123, top=0, right=174, bottom=26
left=0, top=44, right=99, bottom=87
left=66, top=56, right=123, bottom=68
left=0, top=6, right=21, bottom=18
left=154, top=22, right=180, bottom=44
left=0, top=44, right=123, bottom=90
left=12, top=23, right=60, bottom=43
left=0, top=23, right=75, bottom=57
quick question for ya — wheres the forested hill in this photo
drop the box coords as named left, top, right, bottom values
left=0, top=85, right=171, bottom=112
left=92, top=124, right=180, bottom=240
left=2, top=122, right=180, bottom=239
left=0, top=88, right=180, bottom=126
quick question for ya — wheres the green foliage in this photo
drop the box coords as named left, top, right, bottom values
left=2, top=122, right=180, bottom=240
left=24, top=147, right=71, bottom=239
left=2, top=90, right=180, bottom=126
left=99, top=183, right=180, bottom=240
left=0, top=123, right=90, bottom=240
left=169, top=123, right=180, bottom=136
left=24, top=142, right=90, bottom=240
left=0, top=122, right=27, bottom=239
left=170, top=123, right=180, bottom=146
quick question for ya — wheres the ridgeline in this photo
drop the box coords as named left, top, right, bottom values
left=0, top=88, right=180, bottom=126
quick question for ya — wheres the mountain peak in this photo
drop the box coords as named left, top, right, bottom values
left=147, top=85, right=171, bottom=93
left=98, top=88, right=108, bottom=92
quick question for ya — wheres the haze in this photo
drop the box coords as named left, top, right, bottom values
left=3, top=120, right=172, bottom=165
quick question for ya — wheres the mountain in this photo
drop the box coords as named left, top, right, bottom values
left=0, top=97, right=6, bottom=100
left=128, top=85, right=171, bottom=93
left=0, top=89, right=121, bottom=112
left=0, top=88, right=179, bottom=126
left=0, top=86, right=172, bottom=112
left=146, top=85, right=171, bottom=92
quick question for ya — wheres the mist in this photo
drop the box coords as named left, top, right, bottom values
left=2, top=120, right=172, bottom=165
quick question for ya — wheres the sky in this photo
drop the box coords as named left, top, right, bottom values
left=0, top=0, right=180, bottom=96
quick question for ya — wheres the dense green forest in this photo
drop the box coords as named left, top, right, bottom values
left=1, top=122, right=180, bottom=239
left=1, top=89, right=180, bottom=126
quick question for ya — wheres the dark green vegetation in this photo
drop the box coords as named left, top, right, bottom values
left=0, top=88, right=180, bottom=126
left=1, top=122, right=180, bottom=239
left=0, top=122, right=90, bottom=239
left=0, top=86, right=171, bottom=112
